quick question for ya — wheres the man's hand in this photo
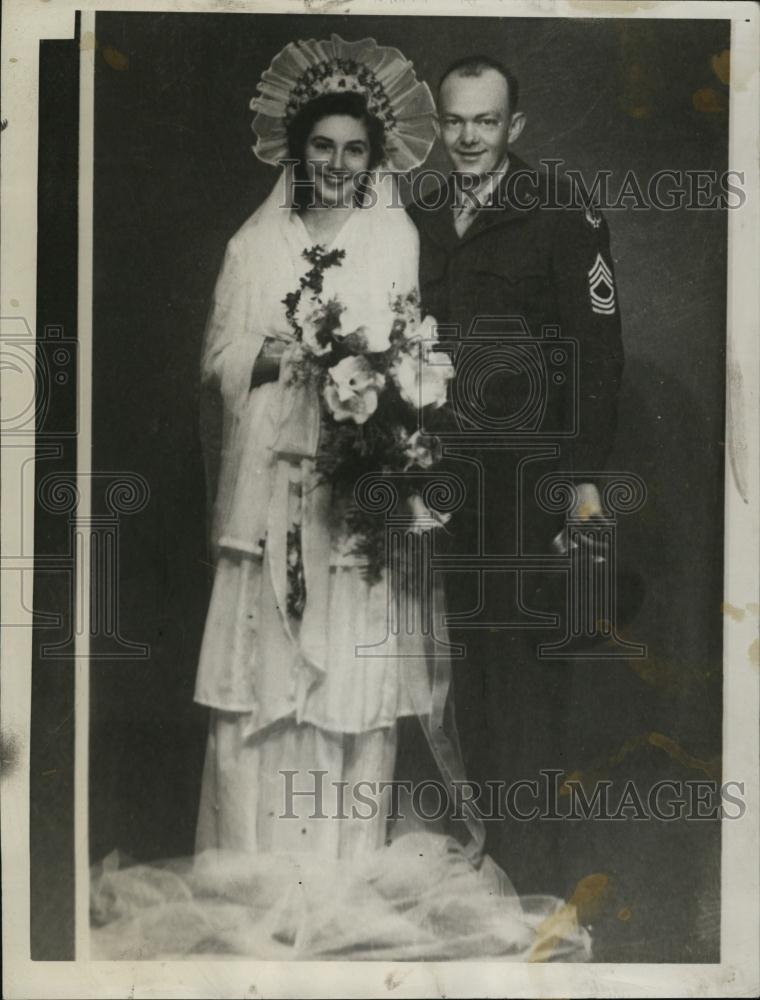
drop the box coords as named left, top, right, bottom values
left=552, top=482, right=606, bottom=560
left=570, top=482, right=604, bottom=520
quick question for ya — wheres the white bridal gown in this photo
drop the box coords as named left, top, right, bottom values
left=90, top=172, right=591, bottom=962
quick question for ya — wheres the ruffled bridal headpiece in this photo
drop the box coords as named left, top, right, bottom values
left=251, top=34, right=437, bottom=172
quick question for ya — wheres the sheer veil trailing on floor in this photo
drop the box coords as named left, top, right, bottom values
left=90, top=34, right=591, bottom=963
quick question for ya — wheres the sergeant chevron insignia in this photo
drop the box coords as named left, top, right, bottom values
left=588, top=253, right=616, bottom=315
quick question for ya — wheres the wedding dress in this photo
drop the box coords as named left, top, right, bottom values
left=90, top=171, right=591, bottom=962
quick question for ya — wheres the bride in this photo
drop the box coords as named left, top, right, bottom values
left=91, top=34, right=590, bottom=962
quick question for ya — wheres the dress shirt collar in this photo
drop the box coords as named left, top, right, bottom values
left=453, top=154, right=511, bottom=212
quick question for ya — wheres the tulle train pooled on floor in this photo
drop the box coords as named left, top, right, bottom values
left=91, top=831, right=591, bottom=962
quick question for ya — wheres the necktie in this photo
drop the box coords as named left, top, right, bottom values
left=453, top=198, right=479, bottom=238
left=452, top=158, right=509, bottom=238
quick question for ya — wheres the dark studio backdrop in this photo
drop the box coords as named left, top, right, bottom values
left=32, top=10, right=729, bottom=962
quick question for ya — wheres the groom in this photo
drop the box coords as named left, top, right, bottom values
left=407, top=56, right=624, bottom=895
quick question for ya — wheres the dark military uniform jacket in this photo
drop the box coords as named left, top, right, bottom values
left=408, top=154, right=624, bottom=558
left=409, top=154, right=624, bottom=474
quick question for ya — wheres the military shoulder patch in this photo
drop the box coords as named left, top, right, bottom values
left=584, top=204, right=602, bottom=229
left=588, top=252, right=616, bottom=315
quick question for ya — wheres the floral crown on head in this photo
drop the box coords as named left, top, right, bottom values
left=250, top=34, right=437, bottom=173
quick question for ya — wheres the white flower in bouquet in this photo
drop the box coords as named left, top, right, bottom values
left=324, top=355, right=386, bottom=425
left=337, top=299, right=396, bottom=354
left=406, top=492, right=452, bottom=534
left=293, top=292, right=332, bottom=357
left=403, top=430, right=442, bottom=470
left=392, top=346, right=454, bottom=409
left=318, top=270, right=398, bottom=353
left=402, top=313, right=439, bottom=345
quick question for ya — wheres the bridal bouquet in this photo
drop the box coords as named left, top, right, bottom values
left=282, top=245, right=455, bottom=582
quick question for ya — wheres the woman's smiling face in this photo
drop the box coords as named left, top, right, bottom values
left=304, top=114, right=371, bottom=206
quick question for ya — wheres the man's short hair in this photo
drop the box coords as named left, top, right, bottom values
left=438, top=55, right=520, bottom=114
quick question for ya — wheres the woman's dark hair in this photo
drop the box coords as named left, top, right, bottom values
left=286, top=91, right=386, bottom=209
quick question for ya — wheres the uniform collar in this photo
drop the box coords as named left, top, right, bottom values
left=453, top=154, right=511, bottom=212
left=414, top=153, right=539, bottom=252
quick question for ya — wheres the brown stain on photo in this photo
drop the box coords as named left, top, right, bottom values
left=529, top=872, right=612, bottom=962
left=711, top=49, right=730, bottom=85
left=692, top=87, right=726, bottom=115
left=721, top=601, right=746, bottom=623
left=646, top=732, right=720, bottom=780
left=693, top=47, right=732, bottom=113
left=79, top=30, right=97, bottom=52
left=627, top=651, right=687, bottom=695
left=749, top=638, right=759, bottom=669
left=78, top=31, right=129, bottom=71
left=606, top=629, right=715, bottom=696
left=726, top=358, right=749, bottom=503
left=715, top=44, right=752, bottom=90
left=103, top=45, right=129, bottom=72
left=384, top=970, right=404, bottom=991
left=615, top=21, right=665, bottom=120
left=561, top=730, right=721, bottom=795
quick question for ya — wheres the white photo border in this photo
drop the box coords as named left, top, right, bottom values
left=1, top=1, right=758, bottom=997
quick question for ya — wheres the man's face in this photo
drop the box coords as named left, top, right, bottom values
left=438, top=69, right=518, bottom=177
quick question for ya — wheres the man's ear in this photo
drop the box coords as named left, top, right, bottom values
left=508, top=111, right=526, bottom=144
